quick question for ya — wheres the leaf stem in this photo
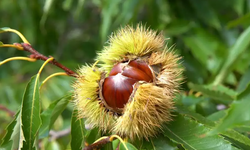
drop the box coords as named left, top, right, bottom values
left=0, top=57, right=36, bottom=66
left=0, top=44, right=24, bottom=50
left=40, top=72, right=68, bottom=90
left=1, top=28, right=30, bottom=44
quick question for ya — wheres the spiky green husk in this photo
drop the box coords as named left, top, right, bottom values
left=73, top=66, right=115, bottom=131
left=97, top=25, right=165, bottom=72
left=113, top=83, right=174, bottom=140
left=74, top=25, right=183, bottom=141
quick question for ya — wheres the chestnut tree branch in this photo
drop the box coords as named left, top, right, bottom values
left=49, top=128, right=71, bottom=141
left=0, top=104, right=15, bottom=117
left=18, top=43, right=78, bottom=77
left=83, top=136, right=114, bottom=150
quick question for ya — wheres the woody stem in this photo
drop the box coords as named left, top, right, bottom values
left=20, top=43, right=78, bottom=77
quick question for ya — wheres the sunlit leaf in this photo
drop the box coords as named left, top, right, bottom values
left=10, top=112, right=25, bottom=150
left=208, top=98, right=250, bottom=135
left=0, top=41, right=3, bottom=45
left=21, top=75, right=41, bottom=150
left=46, top=140, right=60, bottom=150
left=214, top=25, right=250, bottom=85
left=70, top=108, right=85, bottom=150
left=112, top=139, right=120, bottom=150
left=164, top=114, right=238, bottom=150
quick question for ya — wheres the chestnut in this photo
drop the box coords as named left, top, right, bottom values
left=101, top=60, right=154, bottom=113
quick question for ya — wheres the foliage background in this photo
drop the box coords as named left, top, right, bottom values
left=1, top=0, right=250, bottom=149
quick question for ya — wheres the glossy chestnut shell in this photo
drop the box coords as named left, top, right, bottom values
left=101, top=60, right=154, bottom=113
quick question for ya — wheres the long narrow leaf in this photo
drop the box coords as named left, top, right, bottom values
left=214, top=26, right=250, bottom=85
left=21, top=75, right=41, bottom=150
left=39, top=93, right=72, bottom=138
left=70, top=108, right=85, bottom=150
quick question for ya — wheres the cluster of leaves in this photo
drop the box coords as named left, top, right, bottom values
left=1, top=0, right=250, bottom=150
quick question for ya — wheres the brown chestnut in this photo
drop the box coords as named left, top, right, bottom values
left=101, top=60, right=154, bottom=113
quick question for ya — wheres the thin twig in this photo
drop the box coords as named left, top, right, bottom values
left=49, top=128, right=71, bottom=141
left=18, top=43, right=78, bottom=77
left=83, top=136, right=112, bottom=150
left=0, top=104, right=15, bottom=117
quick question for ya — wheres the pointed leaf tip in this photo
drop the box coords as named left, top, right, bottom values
left=0, top=27, right=11, bottom=32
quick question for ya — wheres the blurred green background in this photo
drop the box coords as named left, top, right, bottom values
left=1, top=0, right=250, bottom=149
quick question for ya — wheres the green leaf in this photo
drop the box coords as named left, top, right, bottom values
left=151, top=135, right=178, bottom=150
left=48, top=93, right=71, bottom=129
left=207, top=110, right=227, bottom=122
left=237, top=82, right=250, bottom=100
left=10, top=111, right=25, bottom=150
left=237, top=67, right=250, bottom=92
left=100, top=0, right=121, bottom=43
left=46, top=140, right=60, bottom=150
left=208, top=98, right=250, bottom=135
left=119, top=142, right=138, bottom=150
left=39, top=93, right=72, bottom=138
left=85, top=127, right=101, bottom=145
left=177, top=105, right=250, bottom=149
left=8, top=75, right=41, bottom=150
left=214, top=26, right=250, bottom=85
left=164, top=114, right=238, bottom=150
left=40, top=0, right=55, bottom=29
left=227, top=13, right=250, bottom=29
left=188, top=0, right=220, bottom=29
left=113, top=0, right=139, bottom=26
left=188, top=83, right=237, bottom=102
left=0, top=111, right=19, bottom=150
left=222, top=129, right=250, bottom=149
left=166, top=20, right=194, bottom=36
left=112, top=139, right=120, bottom=150
left=21, top=75, right=41, bottom=150
left=0, top=41, right=3, bottom=45
left=70, top=108, right=85, bottom=150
